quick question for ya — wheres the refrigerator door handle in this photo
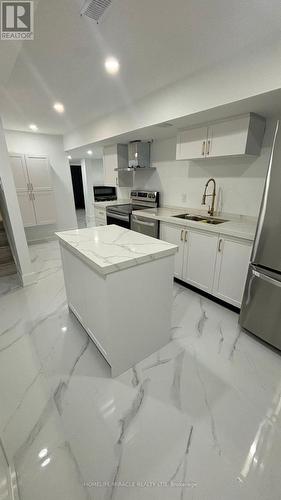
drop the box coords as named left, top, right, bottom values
left=252, top=269, right=281, bottom=288
left=245, top=274, right=255, bottom=306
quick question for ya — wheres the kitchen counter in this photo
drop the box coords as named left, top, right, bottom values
left=56, top=225, right=177, bottom=376
left=93, top=198, right=130, bottom=208
left=56, top=225, right=177, bottom=276
left=132, top=207, right=257, bottom=240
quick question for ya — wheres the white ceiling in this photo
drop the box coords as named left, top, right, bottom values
left=1, top=0, right=281, bottom=135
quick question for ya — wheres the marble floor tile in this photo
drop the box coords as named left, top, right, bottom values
left=0, top=240, right=281, bottom=500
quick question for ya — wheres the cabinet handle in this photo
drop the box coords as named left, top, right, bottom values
left=184, top=230, right=188, bottom=242
left=180, top=229, right=184, bottom=241
left=218, top=238, right=223, bottom=252
left=202, top=141, right=206, bottom=156
left=206, top=140, right=211, bottom=155
left=33, top=193, right=35, bottom=200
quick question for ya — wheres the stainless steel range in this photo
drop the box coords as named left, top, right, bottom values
left=106, top=190, right=159, bottom=237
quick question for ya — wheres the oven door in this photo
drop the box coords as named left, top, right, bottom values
left=131, top=214, right=159, bottom=238
left=106, top=211, right=130, bottom=229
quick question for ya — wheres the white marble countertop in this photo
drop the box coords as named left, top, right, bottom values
left=56, top=225, right=178, bottom=276
left=132, top=207, right=257, bottom=240
left=93, top=199, right=130, bottom=208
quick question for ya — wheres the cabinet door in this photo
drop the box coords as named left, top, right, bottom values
left=213, top=236, right=252, bottom=307
left=17, top=192, right=36, bottom=226
left=32, top=191, right=56, bottom=225
left=160, top=223, right=185, bottom=279
left=183, top=229, right=218, bottom=292
left=9, top=154, right=29, bottom=191
left=103, top=146, right=118, bottom=187
left=25, top=156, right=52, bottom=190
left=207, top=116, right=249, bottom=158
left=176, top=126, right=208, bottom=160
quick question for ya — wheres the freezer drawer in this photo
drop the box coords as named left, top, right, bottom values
left=240, top=265, right=281, bottom=350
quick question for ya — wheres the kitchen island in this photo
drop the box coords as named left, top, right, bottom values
left=56, top=225, right=177, bottom=376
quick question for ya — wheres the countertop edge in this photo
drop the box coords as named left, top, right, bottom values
left=56, top=233, right=178, bottom=277
left=132, top=210, right=256, bottom=241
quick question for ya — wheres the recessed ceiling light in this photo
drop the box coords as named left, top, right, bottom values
left=41, top=457, right=51, bottom=468
left=67, top=155, right=72, bottom=160
left=29, top=124, right=38, bottom=131
left=38, top=448, right=48, bottom=459
left=104, top=57, right=120, bottom=75
left=53, top=102, right=65, bottom=113
left=87, top=150, right=93, bottom=155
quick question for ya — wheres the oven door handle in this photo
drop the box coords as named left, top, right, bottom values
left=107, top=212, right=130, bottom=222
left=132, top=216, right=156, bottom=227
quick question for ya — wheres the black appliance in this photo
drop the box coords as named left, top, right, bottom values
left=93, top=186, right=117, bottom=202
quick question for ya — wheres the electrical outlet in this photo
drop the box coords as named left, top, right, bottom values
left=182, top=193, right=187, bottom=203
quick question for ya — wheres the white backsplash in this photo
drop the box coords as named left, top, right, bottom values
left=134, top=119, right=275, bottom=217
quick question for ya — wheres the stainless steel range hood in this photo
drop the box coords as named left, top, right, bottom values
left=115, top=141, right=154, bottom=172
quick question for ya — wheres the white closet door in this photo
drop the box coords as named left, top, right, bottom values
left=32, top=191, right=56, bottom=225
left=9, top=154, right=29, bottom=191
left=17, top=192, right=36, bottom=226
left=25, top=156, right=52, bottom=190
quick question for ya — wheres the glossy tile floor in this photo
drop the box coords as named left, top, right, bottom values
left=1, top=240, right=281, bottom=500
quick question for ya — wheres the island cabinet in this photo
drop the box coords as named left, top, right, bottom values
left=56, top=225, right=177, bottom=377
left=160, top=222, right=252, bottom=307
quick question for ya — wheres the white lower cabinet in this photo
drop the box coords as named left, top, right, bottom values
left=160, top=222, right=252, bottom=307
left=94, top=207, right=107, bottom=226
left=10, top=153, right=56, bottom=227
left=183, top=229, right=218, bottom=293
left=17, top=192, right=36, bottom=227
left=32, top=190, right=56, bottom=225
left=213, top=236, right=252, bottom=307
left=160, top=223, right=185, bottom=279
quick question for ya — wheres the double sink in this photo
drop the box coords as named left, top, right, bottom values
left=172, top=214, right=228, bottom=225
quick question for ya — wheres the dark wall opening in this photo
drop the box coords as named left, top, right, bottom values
left=70, top=165, right=85, bottom=209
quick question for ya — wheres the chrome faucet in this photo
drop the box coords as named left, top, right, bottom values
left=202, top=178, right=216, bottom=216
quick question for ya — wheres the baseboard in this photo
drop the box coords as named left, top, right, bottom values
left=18, top=270, right=37, bottom=287
left=174, top=278, right=240, bottom=314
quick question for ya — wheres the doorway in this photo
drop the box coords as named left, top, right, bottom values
left=70, top=165, right=86, bottom=228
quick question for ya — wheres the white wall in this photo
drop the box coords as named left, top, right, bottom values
left=136, top=120, right=275, bottom=217
left=64, top=37, right=281, bottom=151
left=4, top=130, right=77, bottom=233
left=81, top=158, right=104, bottom=222
left=0, top=119, right=34, bottom=285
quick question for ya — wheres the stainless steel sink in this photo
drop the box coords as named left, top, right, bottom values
left=172, top=214, right=228, bottom=225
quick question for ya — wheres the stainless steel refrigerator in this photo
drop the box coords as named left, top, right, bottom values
left=240, top=120, right=281, bottom=350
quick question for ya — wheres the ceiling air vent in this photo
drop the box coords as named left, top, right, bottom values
left=80, top=0, right=112, bottom=22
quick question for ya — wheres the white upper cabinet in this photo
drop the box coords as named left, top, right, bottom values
left=176, top=126, right=208, bottom=160
left=183, top=229, right=218, bottom=293
left=213, top=235, right=252, bottom=307
left=25, top=156, right=52, bottom=190
left=103, top=145, right=118, bottom=186
left=9, top=154, right=29, bottom=191
left=103, top=144, right=131, bottom=187
left=176, top=113, right=265, bottom=160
